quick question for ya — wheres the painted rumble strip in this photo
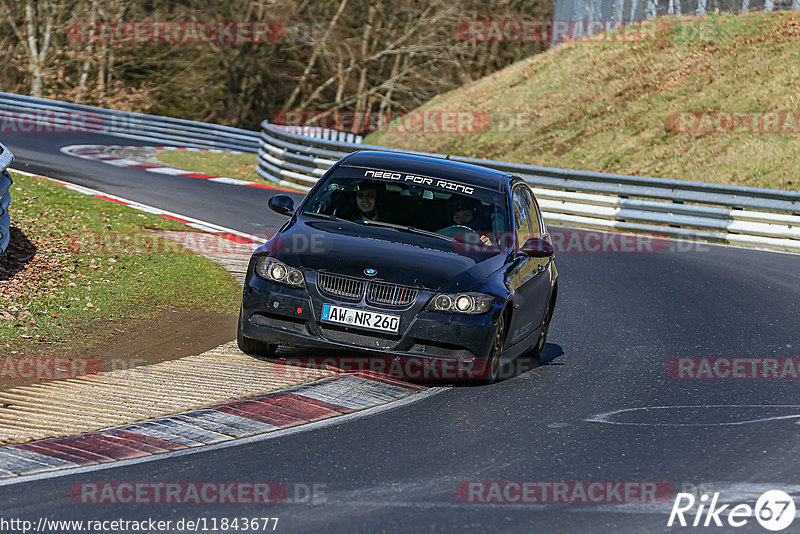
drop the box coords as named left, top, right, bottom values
left=0, top=341, right=337, bottom=443
left=60, top=144, right=297, bottom=192
left=0, top=372, right=425, bottom=479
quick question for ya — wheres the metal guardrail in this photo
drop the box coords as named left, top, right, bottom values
left=258, top=120, right=800, bottom=253
left=0, top=92, right=261, bottom=152
left=0, top=143, right=14, bottom=256
left=276, top=124, right=363, bottom=144
left=0, top=89, right=795, bottom=254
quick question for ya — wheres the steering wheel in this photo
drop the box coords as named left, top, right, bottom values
left=309, top=200, right=329, bottom=214
left=436, top=224, right=482, bottom=242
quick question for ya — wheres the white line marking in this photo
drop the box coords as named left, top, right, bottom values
left=0, top=387, right=448, bottom=487
left=210, top=177, right=254, bottom=186
left=9, top=168, right=265, bottom=244
left=101, top=158, right=145, bottom=167
left=143, top=166, right=189, bottom=175
left=59, top=144, right=294, bottom=191
left=586, top=404, right=800, bottom=426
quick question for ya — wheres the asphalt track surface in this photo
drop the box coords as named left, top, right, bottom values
left=3, top=132, right=800, bottom=533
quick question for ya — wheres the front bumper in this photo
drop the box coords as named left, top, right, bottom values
left=240, top=268, right=501, bottom=380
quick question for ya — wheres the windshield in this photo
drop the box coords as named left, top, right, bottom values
left=301, top=169, right=509, bottom=249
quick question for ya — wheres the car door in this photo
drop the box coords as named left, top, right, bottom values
left=505, top=185, right=551, bottom=348
left=524, top=187, right=553, bottom=328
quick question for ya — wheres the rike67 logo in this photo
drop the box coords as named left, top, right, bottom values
left=668, top=490, right=796, bottom=531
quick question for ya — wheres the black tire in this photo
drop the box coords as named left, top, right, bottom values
left=532, top=297, right=555, bottom=363
left=479, top=313, right=506, bottom=384
left=237, top=330, right=277, bottom=358
left=237, top=310, right=277, bottom=358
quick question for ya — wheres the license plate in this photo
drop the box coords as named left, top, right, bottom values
left=321, top=304, right=400, bottom=333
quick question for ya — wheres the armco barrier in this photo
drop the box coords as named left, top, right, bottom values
left=0, top=88, right=796, bottom=254
left=0, top=92, right=260, bottom=152
left=0, top=143, right=13, bottom=256
left=258, top=120, right=800, bottom=254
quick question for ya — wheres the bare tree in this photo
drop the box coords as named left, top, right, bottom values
left=281, top=0, right=350, bottom=113
left=0, top=0, right=85, bottom=97
left=0, top=0, right=552, bottom=127
left=274, top=0, right=549, bottom=132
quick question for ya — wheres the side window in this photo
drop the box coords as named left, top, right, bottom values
left=523, top=187, right=542, bottom=238
left=512, top=187, right=532, bottom=247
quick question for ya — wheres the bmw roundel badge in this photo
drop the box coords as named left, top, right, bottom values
left=364, top=268, right=378, bottom=277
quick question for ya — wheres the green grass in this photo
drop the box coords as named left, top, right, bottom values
left=365, top=12, right=800, bottom=191
left=155, top=150, right=308, bottom=192
left=0, top=173, right=241, bottom=346
left=156, top=150, right=262, bottom=182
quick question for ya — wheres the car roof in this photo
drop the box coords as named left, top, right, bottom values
left=338, top=151, right=509, bottom=192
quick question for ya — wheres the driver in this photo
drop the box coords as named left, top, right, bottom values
left=353, top=180, right=386, bottom=222
left=447, top=198, right=493, bottom=246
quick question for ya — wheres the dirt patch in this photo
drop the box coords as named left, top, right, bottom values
left=0, top=308, right=236, bottom=392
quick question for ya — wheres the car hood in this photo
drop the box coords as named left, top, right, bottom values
left=263, top=219, right=506, bottom=291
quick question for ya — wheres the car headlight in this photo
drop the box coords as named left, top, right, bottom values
left=255, top=257, right=305, bottom=288
left=427, top=292, right=494, bottom=314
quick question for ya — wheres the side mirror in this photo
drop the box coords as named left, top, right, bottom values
left=268, top=195, right=295, bottom=216
left=520, top=237, right=554, bottom=258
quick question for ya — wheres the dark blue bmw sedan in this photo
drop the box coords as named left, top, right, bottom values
left=238, top=151, right=557, bottom=382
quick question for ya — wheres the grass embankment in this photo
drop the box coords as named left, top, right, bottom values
left=155, top=150, right=307, bottom=192
left=156, top=151, right=261, bottom=182
left=0, top=173, right=241, bottom=349
left=366, top=12, right=800, bottom=191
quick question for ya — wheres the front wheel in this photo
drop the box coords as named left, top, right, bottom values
left=479, top=314, right=505, bottom=384
left=237, top=310, right=277, bottom=358
left=237, top=330, right=277, bottom=358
